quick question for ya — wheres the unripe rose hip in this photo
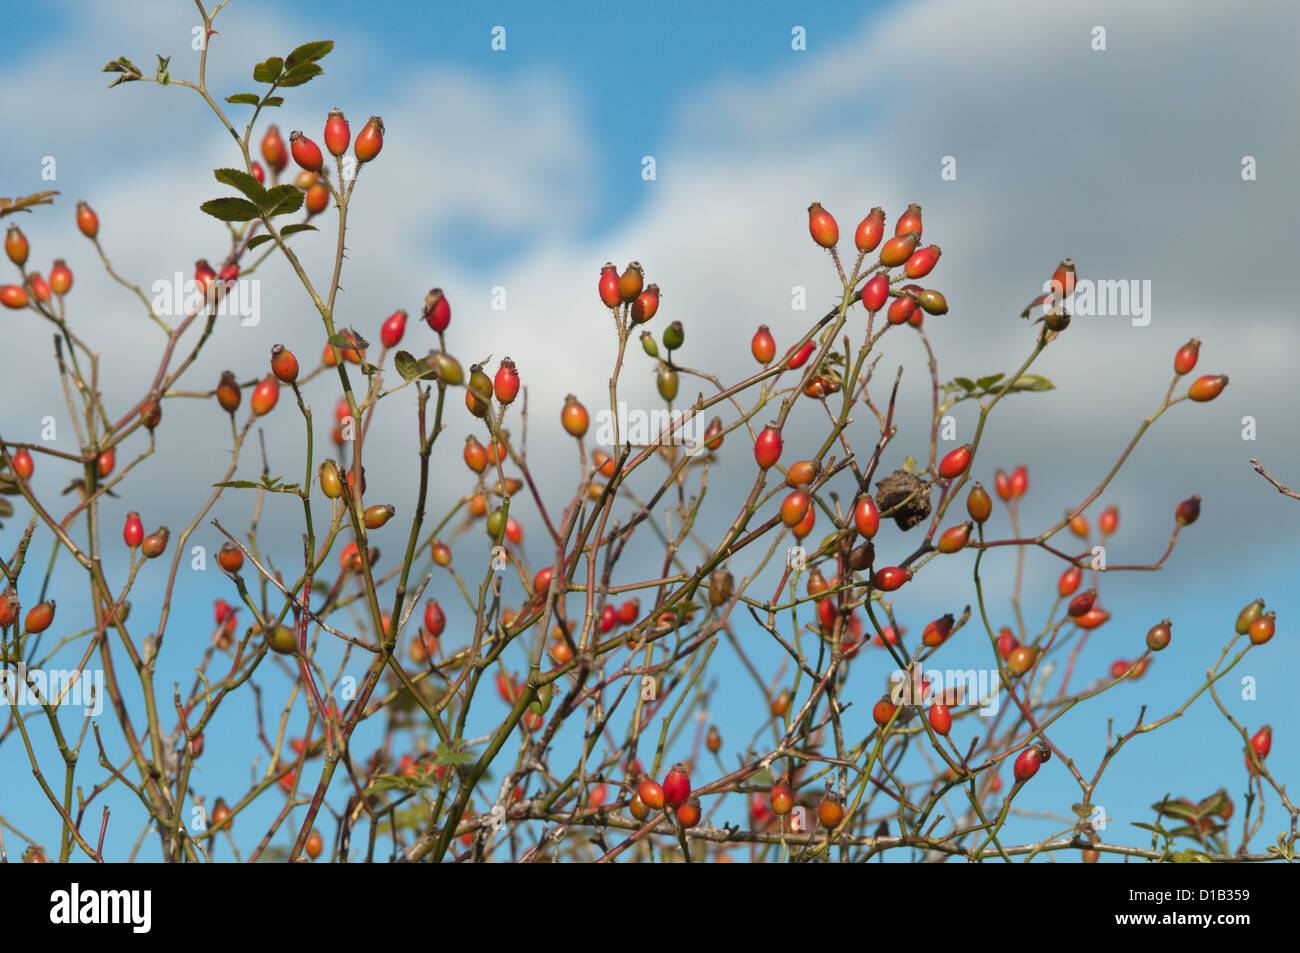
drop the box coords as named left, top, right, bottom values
left=631, top=284, right=660, bottom=324
left=216, top=371, right=241, bottom=413
left=807, top=202, right=839, bottom=248
left=217, top=541, right=244, bottom=573
left=769, top=779, right=794, bottom=816
left=617, top=262, right=643, bottom=303
left=364, top=504, right=396, bottom=529
left=1146, top=619, right=1172, bottom=651
left=76, top=201, right=100, bottom=238
left=12, top=448, right=33, bottom=479
left=49, top=260, right=73, bottom=296
left=141, top=526, right=170, bottom=559
left=1248, top=611, right=1275, bottom=646
left=855, top=207, right=886, bottom=252
left=966, top=482, right=992, bottom=523
left=1235, top=598, right=1264, bottom=635
left=1175, top=495, right=1201, bottom=526
left=1187, top=374, right=1227, bottom=402
left=289, top=131, right=323, bottom=171
left=780, top=489, right=812, bottom=527
left=879, top=231, right=919, bottom=268
left=1006, top=644, right=1037, bottom=676
left=818, top=790, right=844, bottom=829
left=922, top=613, right=955, bottom=647
left=1174, top=338, right=1200, bottom=376
left=270, top=344, right=299, bottom=383
left=5, top=225, right=29, bottom=265
left=250, top=376, right=280, bottom=416
left=561, top=395, right=589, bottom=438
left=354, top=116, right=385, bottom=163
left=895, top=203, right=922, bottom=238
left=937, top=522, right=972, bottom=553
left=0, top=284, right=29, bottom=309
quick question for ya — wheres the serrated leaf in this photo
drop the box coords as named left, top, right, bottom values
left=225, top=93, right=261, bottom=105
left=260, top=95, right=284, bottom=108
left=285, top=40, right=334, bottom=67
left=102, top=56, right=140, bottom=74
left=1152, top=799, right=1200, bottom=822
left=277, top=62, right=323, bottom=88
left=214, top=167, right=267, bottom=204
left=280, top=223, right=317, bottom=238
left=329, top=329, right=369, bottom=350
left=252, top=56, right=283, bottom=83
left=245, top=234, right=274, bottom=250
left=263, top=185, right=303, bottom=217
left=200, top=196, right=262, bottom=222
left=976, top=373, right=1005, bottom=390
left=1007, top=374, right=1055, bottom=393
left=952, top=377, right=976, bottom=392
left=394, top=350, right=436, bottom=382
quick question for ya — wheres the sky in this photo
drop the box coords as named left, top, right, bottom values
left=1, top=0, right=1298, bottom=862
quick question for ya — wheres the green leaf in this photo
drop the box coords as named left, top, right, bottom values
left=1131, top=821, right=1169, bottom=836
left=0, top=497, right=14, bottom=519
left=155, top=54, right=171, bottom=86
left=245, top=234, right=274, bottom=250
left=1152, top=799, right=1200, bottom=823
left=1195, top=789, right=1230, bottom=818
left=102, top=55, right=140, bottom=74
left=214, top=167, right=267, bottom=204
left=975, top=373, right=1005, bottom=390
left=280, top=223, right=317, bottom=237
left=394, top=350, right=439, bottom=383
left=952, top=377, right=976, bottom=392
left=1171, top=849, right=1212, bottom=863
left=200, top=197, right=261, bottom=222
left=225, top=93, right=261, bottom=105
left=260, top=95, right=284, bottom=108
left=213, top=480, right=263, bottom=490
left=285, top=40, right=334, bottom=67
left=277, top=62, right=323, bottom=88
left=431, top=742, right=475, bottom=765
left=1007, top=374, right=1055, bottom=393
left=263, top=185, right=303, bottom=217
left=329, top=330, right=369, bottom=350
left=252, top=56, right=283, bottom=83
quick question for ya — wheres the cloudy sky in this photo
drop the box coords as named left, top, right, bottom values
left=2, top=0, right=1298, bottom=860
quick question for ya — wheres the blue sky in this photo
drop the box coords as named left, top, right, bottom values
left=2, top=0, right=1298, bottom=862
